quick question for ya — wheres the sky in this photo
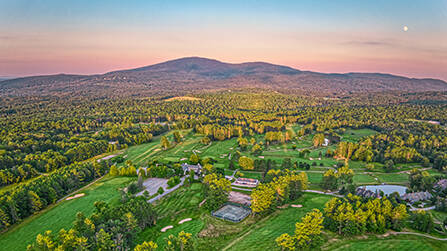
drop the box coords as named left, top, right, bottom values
left=0, top=0, right=446, bottom=80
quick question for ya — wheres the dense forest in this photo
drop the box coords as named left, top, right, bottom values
left=2, top=91, right=446, bottom=187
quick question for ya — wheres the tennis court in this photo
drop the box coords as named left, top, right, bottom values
left=212, top=203, right=251, bottom=222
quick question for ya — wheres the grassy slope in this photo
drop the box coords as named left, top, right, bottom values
left=136, top=183, right=206, bottom=247
left=0, top=176, right=134, bottom=250
left=227, top=193, right=331, bottom=251
left=323, top=234, right=447, bottom=251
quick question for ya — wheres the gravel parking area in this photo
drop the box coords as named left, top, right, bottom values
left=136, top=178, right=168, bottom=196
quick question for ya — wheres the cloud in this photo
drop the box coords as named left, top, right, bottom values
left=341, top=40, right=396, bottom=47
left=0, top=35, right=14, bottom=40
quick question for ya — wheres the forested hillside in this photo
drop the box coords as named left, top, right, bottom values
left=1, top=57, right=446, bottom=97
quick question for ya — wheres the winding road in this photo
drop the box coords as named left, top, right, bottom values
left=392, top=231, right=447, bottom=241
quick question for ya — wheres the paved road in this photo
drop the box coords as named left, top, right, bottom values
left=392, top=231, right=447, bottom=241
left=409, top=205, right=436, bottom=211
left=304, top=189, right=344, bottom=198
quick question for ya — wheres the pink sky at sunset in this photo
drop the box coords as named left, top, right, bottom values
left=1, top=0, right=446, bottom=80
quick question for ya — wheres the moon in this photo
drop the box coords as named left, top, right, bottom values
left=403, top=26, right=409, bottom=32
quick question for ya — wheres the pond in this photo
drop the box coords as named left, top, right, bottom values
left=363, top=185, right=408, bottom=196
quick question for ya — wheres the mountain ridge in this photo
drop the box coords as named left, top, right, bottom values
left=1, top=57, right=446, bottom=97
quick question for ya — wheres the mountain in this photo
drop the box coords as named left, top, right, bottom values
left=1, top=57, right=446, bottom=97
left=0, top=76, right=16, bottom=81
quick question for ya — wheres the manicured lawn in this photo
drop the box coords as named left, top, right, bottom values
left=128, top=141, right=163, bottom=165
left=323, top=235, right=447, bottom=251
left=341, top=128, right=378, bottom=142
left=226, top=193, right=332, bottom=251
left=239, top=171, right=263, bottom=180
left=128, top=129, right=199, bottom=165
left=305, top=172, right=323, bottom=184
left=348, top=160, right=367, bottom=170
left=136, top=183, right=206, bottom=247
left=4, top=129, right=438, bottom=250
left=376, top=173, right=409, bottom=184
left=0, top=176, right=134, bottom=250
left=354, top=173, right=379, bottom=184
left=201, top=138, right=238, bottom=166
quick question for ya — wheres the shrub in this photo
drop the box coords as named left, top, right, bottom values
left=167, top=176, right=181, bottom=188
left=127, top=182, right=139, bottom=194
left=410, top=210, right=434, bottom=233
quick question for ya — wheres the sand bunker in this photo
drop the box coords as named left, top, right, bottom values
left=161, top=225, right=173, bottom=232
left=179, top=218, right=192, bottom=224
left=66, top=193, right=85, bottom=201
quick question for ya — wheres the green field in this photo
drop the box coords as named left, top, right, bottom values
left=376, top=173, right=409, bottom=184
left=226, top=193, right=332, bottom=251
left=136, top=182, right=206, bottom=247
left=137, top=186, right=333, bottom=251
left=3, top=126, right=443, bottom=250
left=305, top=172, right=324, bottom=184
left=323, top=235, right=447, bottom=251
left=239, top=171, right=263, bottom=179
left=0, top=176, right=134, bottom=250
left=353, top=173, right=379, bottom=184
left=341, top=128, right=378, bottom=142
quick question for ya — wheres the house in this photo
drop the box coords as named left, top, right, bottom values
left=355, top=187, right=380, bottom=198
left=402, top=191, right=433, bottom=204
left=434, top=179, right=447, bottom=191
left=181, top=163, right=202, bottom=175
